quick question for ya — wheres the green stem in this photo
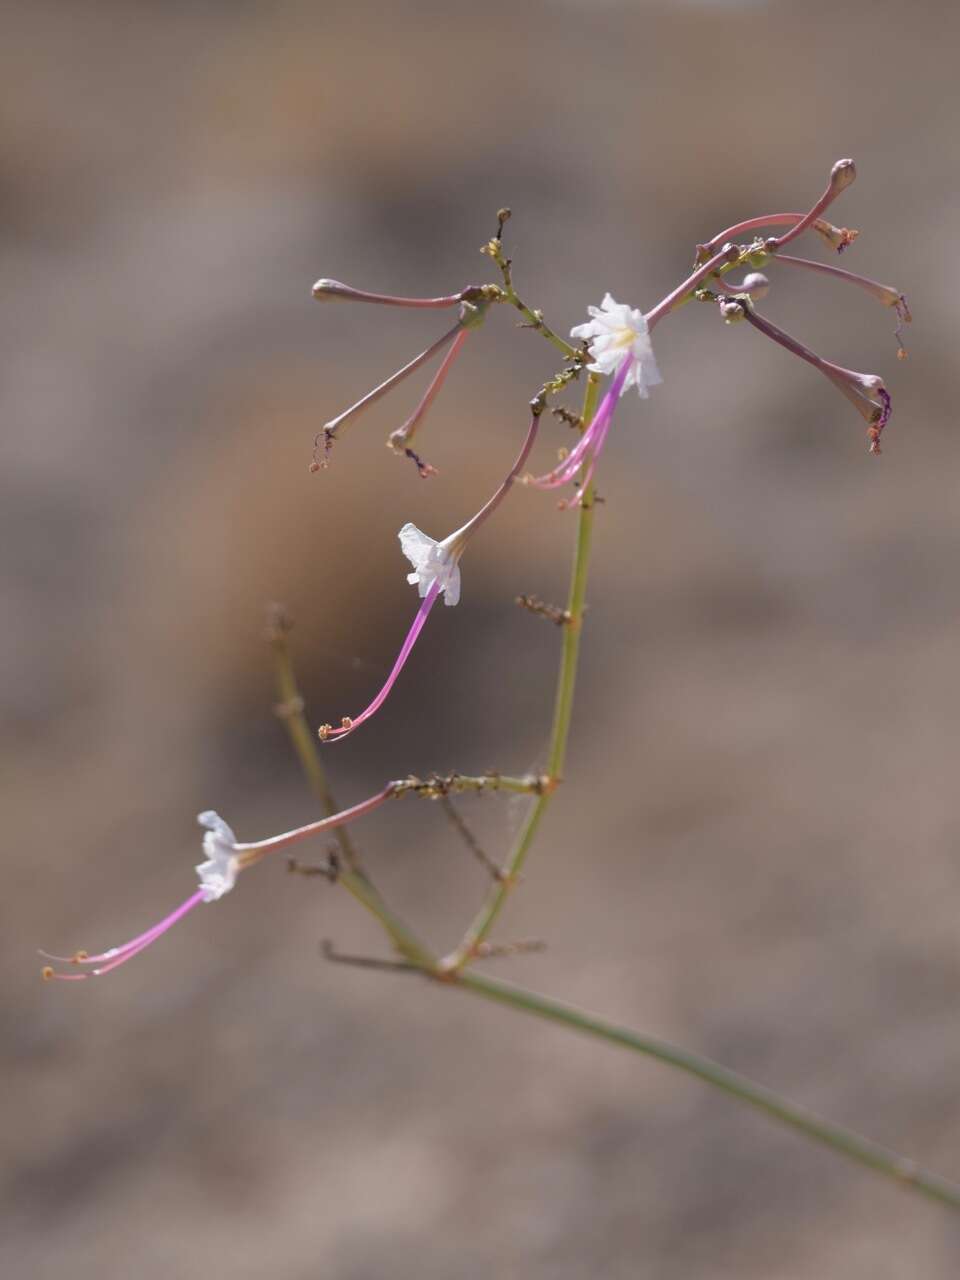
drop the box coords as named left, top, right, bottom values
left=271, top=619, right=359, bottom=871
left=487, top=239, right=579, bottom=361
left=337, top=867, right=436, bottom=969
left=443, top=373, right=602, bottom=969
left=502, top=285, right=579, bottom=361
left=392, top=772, right=547, bottom=799
left=268, top=614, right=436, bottom=969
left=454, top=969, right=960, bottom=1213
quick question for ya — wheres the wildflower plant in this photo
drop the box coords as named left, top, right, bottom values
left=42, top=163, right=960, bottom=1213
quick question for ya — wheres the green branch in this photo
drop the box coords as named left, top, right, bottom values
left=443, top=372, right=602, bottom=969
left=453, top=969, right=960, bottom=1213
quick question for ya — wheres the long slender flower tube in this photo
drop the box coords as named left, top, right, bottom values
left=320, top=409, right=542, bottom=742
left=312, top=278, right=484, bottom=309
left=526, top=294, right=662, bottom=507
left=773, top=254, right=911, bottom=357
left=737, top=302, right=892, bottom=453
left=313, top=322, right=464, bottom=470
left=387, top=327, right=470, bottom=475
left=41, top=790, right=400, bottom=980
left=40, top=812, right=240, bottom=981
left=311, top=283, right=489, bottom=472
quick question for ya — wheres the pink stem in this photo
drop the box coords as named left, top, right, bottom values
left=645, top=244, right=740, bottom=332
left=390, top=328, right=469, bottom=451
left=740, top=306, right=888, bottom=442
left=320, top=581, right=442, bottom=744
left=700, top=212, right=809, bottom=254
left=775, top=254, right=905, bottom=307
left=767, top=162, right=855, bottom=252
left=324, top=324, right=462, bottom=436
left=235, top=785, right=400, bottom=861
left=313, top=279, right=475, bottom=308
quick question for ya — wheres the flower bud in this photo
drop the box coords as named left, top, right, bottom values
left=830, top=159, right=857, bottom=192
left=312, top=278, right=352, bottom=300
left=740, top=272, right=770, bottom=300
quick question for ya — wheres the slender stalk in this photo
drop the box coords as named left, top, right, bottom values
left=454, top=969, right=960, bottom=1213
left=443, top=373, right=602, bottom=970
left=699, top=212, right=808, bottom=255
left=774, top=253, right=906, bottom=307
left=485, top=238, right=579, bottom=361
left=312, top=278, right=468, bottom=308
left=236, top=787, right=397, bottom=861
left=389, top=328, right=470, bottom=453
left=336, top=867, right=436, bottom=969
left=268, top=620, right=436, bottom=968
left=645, top=245, right=741, bottom=331
left=324, top=323, right=462, bottom=436
left=269, top=614, right=359, bottom=870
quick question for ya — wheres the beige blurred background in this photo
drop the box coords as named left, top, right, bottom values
left=3, top=1, right=959, bottom=1276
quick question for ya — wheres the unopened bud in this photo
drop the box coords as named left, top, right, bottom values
left=740, top=272, right=770, bottom=300
left=830, top=159, right=857, bottom=192
left=312, top=278, right=351, bottom=300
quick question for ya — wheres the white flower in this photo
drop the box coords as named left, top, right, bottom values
left=570, top=293, right=663, bottom=397
left=398, top=522, right=462, bottom=606
left=196, top=811, right=239, bottom=902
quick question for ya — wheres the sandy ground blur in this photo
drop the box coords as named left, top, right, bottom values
left=3, top=1, right=960, bottom=1276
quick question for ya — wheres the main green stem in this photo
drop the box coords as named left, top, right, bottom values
left=453, top=969, right=960, bottom=1213
left=270, top=622, right=436, bottom=968
left=444, top=373, right=602, bottom=969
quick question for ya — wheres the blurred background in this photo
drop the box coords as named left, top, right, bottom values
left=3, top=1, right=959, bottom=1276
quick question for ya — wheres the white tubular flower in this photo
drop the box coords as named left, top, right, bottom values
left=196, top=811, right=240, bottom=902
left=571, top=293, right=663, bottom=397
left=398, top=522, right=462, bottom=606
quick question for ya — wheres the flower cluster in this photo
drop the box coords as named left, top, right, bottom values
left=42, top=160, right=908, bottom=981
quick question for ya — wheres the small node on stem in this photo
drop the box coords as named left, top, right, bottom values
left=287, top=850, right=340, bottom=881
left=458, top=299, right=489, bottom=331
left=515, top=594, right=572, bottom=626
left=495, top=207, right=511, bottom=240
left=274, top=694, right=306, bottom=720
left=550, top=405, right=583, bottom=430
